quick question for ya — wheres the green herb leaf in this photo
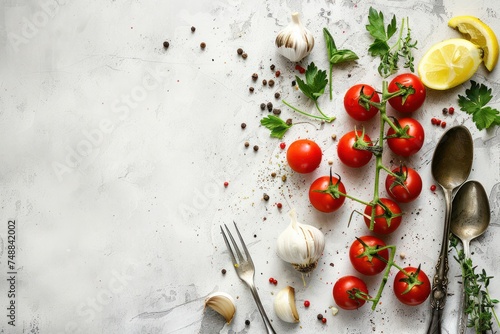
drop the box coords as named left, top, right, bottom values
left=366, top=7, right=417, bottom=78
left=260, top=115, right=292, bottom=138
left=458, top=81, right=500, bottom=130
left=296, top=62, right=328, bottom=101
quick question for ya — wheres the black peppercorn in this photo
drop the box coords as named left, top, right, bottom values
left=200, top=42, right=206, bottom=49
left=191, top=26, right=196, bottom=32
left=249, top=87, right=254, bottom=92
left=221, top=269, right=227, bottom=275
left=262, top=79, right=267, bottom=86
left=241, top=123, right=246, bottom=129
left=266, top=102, right=273, bottom=111
left=272, top=108, right=281, bottom=115
left=253, top=145, right=259, bottom=151
left=260, top=103, right=266, bottom=110
left=244, top=141, right=249, bottom=148
left=270, top=64, right=275, bottom=71
left=242, top=52, right=248, bottom=59
left=317, top=314, right=324, bottom=320
left=163, top=41, right=169, bottom=49
left=268, top=79, right=275, bottom=87
left=274, top=92, right=280, bottom=99
left=286, top=118, right=293, bottom=126
left=245, top=319, right=250, bottom=326
left=263, top=193, right=270, bottom=201
left=252, top=73, right=258, bottom=80
left=237, top=48, right=243, bottom=55
left=291, top=80, right=296, bottom=86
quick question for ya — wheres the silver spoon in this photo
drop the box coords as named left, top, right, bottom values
left=451, top=180, right=491, bottom=334
left=427, top=125, right=473, bottom=334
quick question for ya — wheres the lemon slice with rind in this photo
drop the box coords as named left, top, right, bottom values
left=418, top=38, right=482, bottom=90
left=448, top=15, right=499, bottom=71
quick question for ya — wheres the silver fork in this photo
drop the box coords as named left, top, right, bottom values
left=220, top=222, right=277, bottom=334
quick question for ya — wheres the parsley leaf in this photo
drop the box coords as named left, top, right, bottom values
left=458, top=81, right=500, bottom=130
left=260, top=115, right=292, bottom=138
left=366, top=7, right=417, bottom=78
left=296, top=62, right=328, bottom=101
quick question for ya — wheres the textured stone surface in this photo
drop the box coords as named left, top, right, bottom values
left=0, top=0, right=499, bottom=333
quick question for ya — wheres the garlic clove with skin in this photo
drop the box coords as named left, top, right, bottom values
left=275, top=12, right=315, bottom=62
left=274, top=286, right=300, bottom=323
left=204, top=291, right=236, bottom=324
left=276, top=208, right=325, bottom=273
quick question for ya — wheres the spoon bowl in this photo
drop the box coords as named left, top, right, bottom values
left=451, top=180, right=491, bottom=257
left=427, top=125, right=473, bottom=334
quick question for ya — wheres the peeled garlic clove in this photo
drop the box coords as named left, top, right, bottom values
left=274, top=286, right=300, bottom=323
left=204, top=292, right=236, bottom=324
left=276, top=208, right=325, bottom=273
left=275, top=12, right=314, bottom=62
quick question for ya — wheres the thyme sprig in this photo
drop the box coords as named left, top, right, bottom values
left=451, top=235, right=500, bottom=333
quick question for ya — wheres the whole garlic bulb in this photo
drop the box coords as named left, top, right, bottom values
left=275, top=12, right=315, bottom=62
left=276, top=208, right=325, bottom=273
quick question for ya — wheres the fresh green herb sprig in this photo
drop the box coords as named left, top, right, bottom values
left=451, top=236, right=500, bottom=333
left=365, top=7, right=417, bottom=78
left=260, top=115, right=292, bottom=139
left=282, top=62, right=335, bottom=123
left=323, top=28, right=358, bottom=100
left=458, top=80, right=500, bottom=130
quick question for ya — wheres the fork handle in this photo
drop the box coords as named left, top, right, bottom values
left=248, top=283, right=277, bottom=334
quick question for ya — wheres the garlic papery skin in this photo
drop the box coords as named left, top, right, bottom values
left=274, top=286, right=300, bottom=323
left=275, top=12, right=315, bottom=62
left=276, top=209, right=325, bottom=273
left=204, top=292, right=236, bottom=324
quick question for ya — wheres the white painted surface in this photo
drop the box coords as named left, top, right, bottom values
left=1, top=0, right=499, bottom=333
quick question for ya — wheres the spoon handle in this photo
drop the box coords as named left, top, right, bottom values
left=427, top=188, right=453, bottom=334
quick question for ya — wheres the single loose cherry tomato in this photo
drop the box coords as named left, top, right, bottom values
left=393, top=266, right=431, bottom=306
left=386, top=118, right=425, bottom=157
left=309, top=173, right=346, bottom=213
left=333, top=276, right=369, bottom=310
left=364, top=198, right=402, bottom=235
left=337, top=130, right=373, bottom=168
left=286, top=139, right=322, bottom=174
left=344, top=84, right=381, bottom=121
left=388, top=73, right=426, bottom=113
left=349, top=236, right=389, bottom=276
left=385, top=166, right=423, bottom=203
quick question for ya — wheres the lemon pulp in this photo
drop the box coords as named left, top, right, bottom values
left=418, top=38, right=482, bottom=90
left=448, top=15, right=499, bottom=71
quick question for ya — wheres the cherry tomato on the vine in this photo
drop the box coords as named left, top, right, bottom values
left=393, top=266, right=431, bottom=306
left=333, top=276, right=369, bottom=310
left=388, top=73, right=426, bottom=113
left=349, top=236, right=389, bottom=276
left=385, top=166, right=423, bottom=203
left=386, top=118, right=425, bottom=157
left=309, top=174, right=346, bottom=213
left=344, top=84, right=380, bottom=121
left=364, top=198, right=402, bottom=235
left=286, top=139, right=322, bottom=174
left=337, top=130, right=373, bottom=168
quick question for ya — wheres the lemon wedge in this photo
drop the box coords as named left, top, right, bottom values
left=418, top=38, right=482, bottom=90
left=448, top=15, right=499, bottom=71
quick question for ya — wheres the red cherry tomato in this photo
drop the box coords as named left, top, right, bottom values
left=333, top=276, right=369, bottom=310
left=349, top=236, right=389, bottom=276
left=385, top=166, right=423, bottom=203
left=364, top=198, right=402, bottom=235
left=386, top=118, right=425, bottom=157
left=393, top=266, right=431, bottom=306
left=286, top=139, right=322, bottom=174
left=388, top=73, right=426, bottom=113
left=337, top=130, right=373, bottom=168
left=344, top=84, right=380, bottom=121
left=309, top=174, right=346, bottom=213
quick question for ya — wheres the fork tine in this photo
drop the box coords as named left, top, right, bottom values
left=233, top=221, right=254, bottom=266
left=220, top=225, right=238, bottom=266
left=224, top=224, right=245, bottom=263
